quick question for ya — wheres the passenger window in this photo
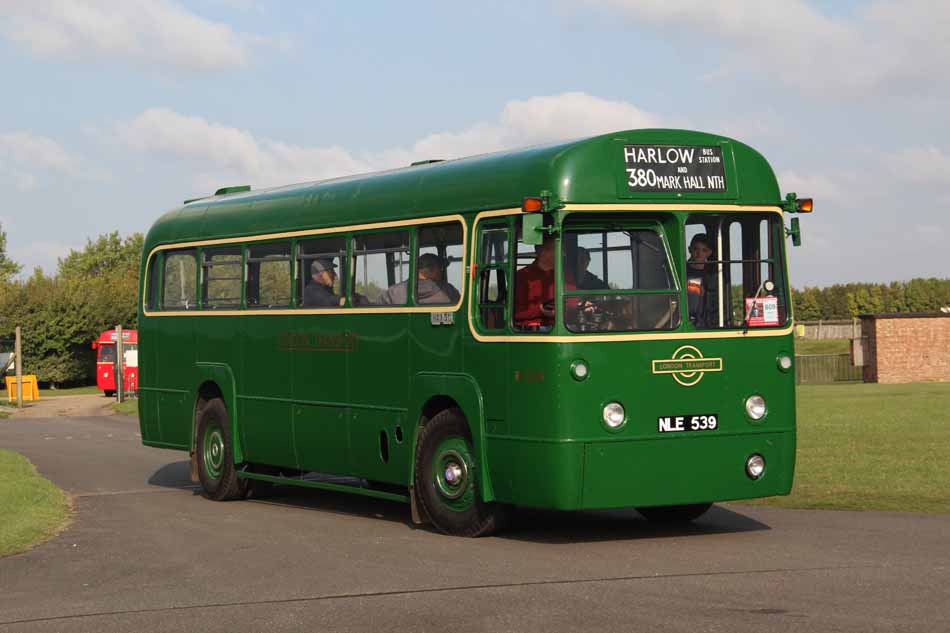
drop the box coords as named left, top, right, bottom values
left=162, top=250, right=197, bottom=310
left=246, top=242, right=291, bottom=308
left=202, top=247, right=242, bottom=309
left=476, top=223, right=509, bottom=331
left=686, top=214, right=788, bottom=329
left=352, top=231, right=410, bottom=305
left=298, top=237, right=346, bottom=308
left=146, top=252, right=162, bottom=310
left=416, top=222, right=463, bottom=305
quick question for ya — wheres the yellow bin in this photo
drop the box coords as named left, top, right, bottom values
left=6, top=375, right=40, bottom=401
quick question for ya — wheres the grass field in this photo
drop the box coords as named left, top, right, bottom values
left=0, top=449, right=70, bottom=557
left=751, top=382, right=950, bottom=514
left=39, top=385, right=102, bottom=398
left=111, top=399, right=138, bottom=416
left=794, top=338, right=850, bottom=355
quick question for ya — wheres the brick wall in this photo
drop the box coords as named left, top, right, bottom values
left=861, top=314, right=950, bottom=384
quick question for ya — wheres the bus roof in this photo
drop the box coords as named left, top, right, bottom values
left=143, top=128, right=781, bottom=251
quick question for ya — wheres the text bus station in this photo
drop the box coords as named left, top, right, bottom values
left=138, top=129, right=812, bottom=536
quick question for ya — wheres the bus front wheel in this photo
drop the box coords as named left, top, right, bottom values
left=413, top=408, right=507, bottom=537
left=637, top=503, right=712, bottom=523
left=196, top=397, right=246, bottom=501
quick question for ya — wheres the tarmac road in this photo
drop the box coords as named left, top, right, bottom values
left=1, top=414, right=948, bottom=633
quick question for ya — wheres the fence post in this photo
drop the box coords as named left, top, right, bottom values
left=115, top=325, right=124, bottom=404
left=14, top=326, right=22, bottom=409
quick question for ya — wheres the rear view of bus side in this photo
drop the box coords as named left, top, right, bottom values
left=138, top=129, right=811, bottom=536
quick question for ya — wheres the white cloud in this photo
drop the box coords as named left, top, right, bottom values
left=1, top=0, right=250, bottom=71
left=114, top=93, right=662, bottom=191
left=580, top=0, right=950, bottom=99
left=0, top=130, right=110, bottom=189
left=880, top=146, right=950, bottom=186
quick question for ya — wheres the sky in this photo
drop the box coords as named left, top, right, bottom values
left=0, top=0, right=947, bottom=287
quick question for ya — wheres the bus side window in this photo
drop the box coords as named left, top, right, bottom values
left=246, top=242, right=291, bottom=308
left=297, top=236, right=346, bottom=308
left=161, top=249, right=197, bottom=310
left=352, top=231, right=410, bottom=305
left=146, top=252, right=162, bottom=311
left=476, top=223, right=508, bottom=331
left=201, top=246, right=243, bottom=309
left=416, top=222, right=464, bottom=305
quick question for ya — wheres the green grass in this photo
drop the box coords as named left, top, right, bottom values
left=38, top=385, right=102, bottom=398
left=111, top=399, right=138, bottom=416
left=794, top=338, right=850, bottom=355
left=0, top=449, right=71, bottom=557
left=750, top=382, right=950, bottom=514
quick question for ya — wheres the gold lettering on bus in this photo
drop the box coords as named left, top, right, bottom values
left=651, top=345, right=723, bottom=386
left=279, top=331, right=359, bottom=353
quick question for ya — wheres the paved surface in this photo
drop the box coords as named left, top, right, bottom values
left=9, top=394, right=114, bottom=418
left=1, top=415, right=948, bottom=633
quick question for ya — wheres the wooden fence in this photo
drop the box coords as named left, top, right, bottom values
left=795, top=353, right=863, bottom=384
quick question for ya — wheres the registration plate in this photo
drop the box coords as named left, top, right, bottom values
left=658, top=414, right=718, bottom=433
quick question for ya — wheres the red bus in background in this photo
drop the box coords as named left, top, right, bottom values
left=91, top=329, right=138, bottom=397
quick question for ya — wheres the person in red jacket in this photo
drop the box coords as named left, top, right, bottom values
left=514, top=235, right=576, bottom=329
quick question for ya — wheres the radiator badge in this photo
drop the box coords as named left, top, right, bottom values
left=651, top=345, right=723, bottom=386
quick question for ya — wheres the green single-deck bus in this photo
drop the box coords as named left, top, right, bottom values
left=138, top=129, right=812, bottom=536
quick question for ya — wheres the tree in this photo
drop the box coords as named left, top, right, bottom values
left=57, top=232, right=143, bottom=279
left=0, top=222, right=22, bottom=282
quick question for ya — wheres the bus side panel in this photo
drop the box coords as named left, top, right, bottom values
left=242, top=314, right=296, bottom=469
left=155, top=315, right=197, bottom=448
left=137, top=319, right=161, bottom=443
left=346, top=313, right=410, bottom=483
left=292, top=314, right=350, bottom=475
left=485, top=439, right=584, bottom=509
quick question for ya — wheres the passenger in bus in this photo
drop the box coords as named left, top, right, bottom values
left=303, top=258, right=342, bottom=307
left=576, top=247, right=609, bottom=290
left=686, top=233, right=718, bottom=328
left=379, top=253, right=460, bottom=305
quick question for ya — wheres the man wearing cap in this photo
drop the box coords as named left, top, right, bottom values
left=686, top=233, right=718, bottom=328
left=379, top=253, right=460, bottom=305
left=303, top=258, right=342, bottom=307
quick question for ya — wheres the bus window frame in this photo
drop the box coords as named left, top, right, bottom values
left=160, top=248, right=199, bottom=311
left=474, top=219, right=511, bottom=333
left=685, top=211, right=790, bottom=331
left=200, top=245, right=244, bottom=310
left=296, top=234, right=348, bottom=309
left=415, top=221, right=465, bottom=307
left=245, top=238, right=293, bottom=310
left=350, top=227, right=414, bottom=307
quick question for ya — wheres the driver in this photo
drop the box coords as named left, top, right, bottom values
left=686, top=233, right=718, bottom=328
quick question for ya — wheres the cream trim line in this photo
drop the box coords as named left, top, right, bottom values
left=563, top=204, right=783, bottom=213
left=466, top=204, right=791, bottom=343
left=142, top=213, right=468, bottom=317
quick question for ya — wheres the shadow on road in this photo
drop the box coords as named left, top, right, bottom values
left=147, top=460, right=194, bottom=489
left=146, top=461, right=771, bottom=541
left=499, top=505, right=770, bottom=544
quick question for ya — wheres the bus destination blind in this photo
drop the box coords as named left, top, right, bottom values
left=624, top=145, right=727, bottom=193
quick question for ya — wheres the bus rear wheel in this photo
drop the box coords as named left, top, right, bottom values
left=637, top=503, right=712, bottom=524
left=196, top=397, right=246, bottom=501
left=414, top=408, right=506, bottom=537
left=104, top=390, right=114, bottom=398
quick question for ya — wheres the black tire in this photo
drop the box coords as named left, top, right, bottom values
left=637, top=503, right=712, bottom=524
left=413, top=408, right=507, bottom=537
left=195, top=397, right=246, bottom=501
left=104, top=390, right=115, bottom=398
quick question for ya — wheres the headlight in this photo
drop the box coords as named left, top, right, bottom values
left=570, top=360, right=589, bottom=381
left=745, top=395, right=767, bottom=420
left=602, top=402, right=626, bottom=429
left=746, top=454, right=766, bottom=479
left=777, top=354, right=793, bottom=372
